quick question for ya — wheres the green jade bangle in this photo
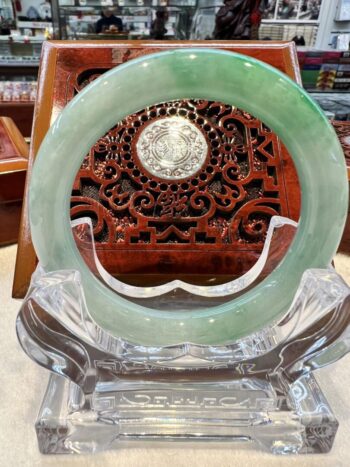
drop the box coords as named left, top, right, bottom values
left=29, top=49, right=348, bottom=346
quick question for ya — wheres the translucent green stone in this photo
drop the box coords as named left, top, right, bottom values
left=29, top=49, right=348, bottom=346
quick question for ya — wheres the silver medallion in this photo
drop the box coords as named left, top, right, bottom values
left=136, top=116, right=208, bottom=180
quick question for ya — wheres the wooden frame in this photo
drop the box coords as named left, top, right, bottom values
left=13, top=40, right=302, bottom=298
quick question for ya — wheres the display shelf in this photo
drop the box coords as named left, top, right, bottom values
left=306, top=88, right=350, bottom=93
left=0, top=39, right=38, bottom=136
left=298, top=47, right=350, bottom=92
left=58, top=3, right=195, bottom=7
left=263, top=0, right=322, bottom=22
left=0, top=0, right=16, bottom=32
left=16, top=21, right=52, bottom=29
left=51, top=0, right=196, bottom=39
left=263, top=19, right=318, bottom=24
left=191, top=0, right=322, bottom=43
left=0, top=36, right=42, bottom=68
left=309, top=91, right=350, bottom=120
left=0, top=57, right=40, bottom=66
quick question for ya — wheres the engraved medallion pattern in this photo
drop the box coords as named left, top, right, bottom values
left=136, top=117, right=208, bottom=180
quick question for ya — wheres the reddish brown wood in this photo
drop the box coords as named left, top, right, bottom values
left=0, top=103, right=34, bottom=138
left=13, top=40, right=302, bottom=298
left=332, top=120, right=350, bottom=255
left=72, top=100, right=299, bottom=277
left=332, top=120, right=350, bottom=178
left=0, top=116, right=29, bottom=245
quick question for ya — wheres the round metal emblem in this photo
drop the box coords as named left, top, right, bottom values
left=136, top=116, right=208, bottom=180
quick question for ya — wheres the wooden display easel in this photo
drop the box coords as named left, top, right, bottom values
left=13, top=40, right=303, bottom=298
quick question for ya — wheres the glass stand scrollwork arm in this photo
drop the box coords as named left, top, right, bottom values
left=16, top=217, right=350, bottom=455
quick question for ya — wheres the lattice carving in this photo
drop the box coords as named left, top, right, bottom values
left=71, top=67, right=296, bottom=266
left=332, top=120, right=350, bottom=169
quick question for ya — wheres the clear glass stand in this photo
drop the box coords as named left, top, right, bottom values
left=36, top=373, right=337, bottom=455
left=17, top=217, right=350, bottom=455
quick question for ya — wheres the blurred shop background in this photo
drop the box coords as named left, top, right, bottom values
left=2, top=0, right=350, bottom=136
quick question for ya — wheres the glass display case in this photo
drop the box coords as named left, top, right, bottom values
left=191, top=0, right=322, bottom=44
left=0, top=36, right=42, bottom=66
left=51, top=0, right=197, bottom=40
left=264, top=0, right=322, bottom=21
left=0, top=0, right=15, bottom=34
left=260, top=0, right=322, bottom=45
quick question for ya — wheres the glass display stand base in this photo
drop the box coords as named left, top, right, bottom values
left=17, top=218, right=350, bottom=456
left=37, top=373, right=337, bottom=455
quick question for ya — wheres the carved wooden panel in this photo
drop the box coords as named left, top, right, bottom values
left=332, top=120, right=350, bottom=178
left=73, top=98, right=291, bottom=244
left=13, top=41, right=302, bottom=297
left=71, top=69, right=300, bottom=276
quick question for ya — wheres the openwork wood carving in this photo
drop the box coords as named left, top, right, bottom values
left=73, top=99, right=287, bottom=245
left=71, top=65, right=300, bottom=276
left=332, top=120, right=350, bottom=171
